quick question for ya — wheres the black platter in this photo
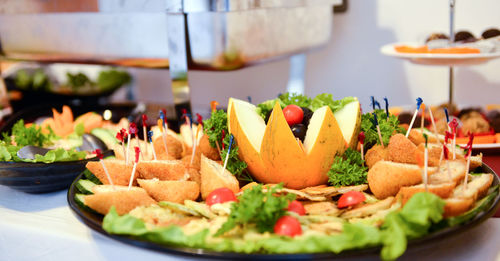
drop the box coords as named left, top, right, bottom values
left=67, top=165, right=500, bottom=260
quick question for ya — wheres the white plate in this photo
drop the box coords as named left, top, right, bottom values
left=380, top=42, right=500, bottom=66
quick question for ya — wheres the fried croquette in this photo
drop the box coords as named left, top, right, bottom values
left=86, top=159, right=135, bottom=186
left=199, top=134, right=221, bottom=161
left=136, top=160, right=187, bottom=181
left=84, top=186, right=156, bottom=215
left=137, top=179, right=200, bottom=203
left=365, top=145, right=389, bottom=169
left=387, top=133, right=418, bottom=164
left=200, top=155, right=239, bottom=199
left=153, top=135, right=183, bottom=160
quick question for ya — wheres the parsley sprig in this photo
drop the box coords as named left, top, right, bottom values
left=361, top=109, right=405, bottom=150
left=328, top=148, right=368, bottom=187
left=215, top=183, right=296, bottom=236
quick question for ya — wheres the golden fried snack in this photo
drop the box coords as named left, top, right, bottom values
left=387, top=133, right=418, bottom=164
left=84, top=186, right=156, bottom=215
left=112, top=139, right=154, bottom=161
left=367, top=161, right=437, bottom=199
left=187, top=166, right=201, bottom=186
left=365, top=145, right=389, bottom=169
left=199, top=134, right=221, bottom=161
left=200, top=155, right=239, bottom=199
left=153, top=135, right=183, bottom=160
left=443, top=198, right=474, bottom=218
left=462, top=117, right=490, bottom=134
left=86, top=159, right=135, bottom=186
left=396, top=182, right=455, bottom=205
left=136, top=160, right=187, bottom=181
left=416, top=143, right=441, bottom=167
left=182, top=152, right=202, bottom=171
left=137, top=179, right=200, bottom=203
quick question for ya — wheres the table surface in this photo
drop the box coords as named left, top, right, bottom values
left=1, top=183, right=500, bottom=261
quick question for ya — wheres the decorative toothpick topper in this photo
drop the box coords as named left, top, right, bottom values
left=372, top=112, right=384, bottom=147
left=370, top=96, right=381, bottom=110
left=442, top=142, right=452, bottom=181
left=221, top=135, right=234, bottom=175
left=359, top=131, right=365, bottom=162
left=142, top=114, right=148, bottom=128
left=161, top=108, right=167, bottom=119
left=211, top=101, right=219, bottom=113
left=221, top=129, right=226, bottom=150
left=159, top=110, right=167, bottom=129
left=444, top=131, right=452, bottom=144
left=383, top=97, right=389, bottom=119
left=116, top=129, right=127, bottom=164
left=93, top=149, right=114, bottom=188
left=127, top=146, right=140, bottom=190
left=190, top=113, right=204, bottom=166
left=196, top=113, right=203, bottom=127
left=444, top=107, right=451, bottom=132
left=129, top=122, right=138, bottom=137
left=406, top=97, right=423, bottom=138
left=247, top=96, right=252, bottom=103
left=147, top=130, right=157, bottom=160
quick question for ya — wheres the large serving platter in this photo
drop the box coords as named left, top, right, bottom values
left=67, top=165, right=500, bottom=260
left=380, top=42, right=500, bottom=66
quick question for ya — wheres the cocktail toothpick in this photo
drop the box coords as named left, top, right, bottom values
left=370, top=96, right=381, bottom=110
left=420, top=103, right=426, bottom=132
left=423, top=134, right=429, bottom=192
left=181, top=109, right=195, bottom=150
left=94, top=149, right=114, bottom=190
left=125, top=125, right=132, bottom=165
left=127, top=147, right=140, bottom=191
left=359, top=132, right=365, bottom=163
left=190, top=113, right=203, bottom=166
left=428, top=105, right=441, bottom=145
left=372, top=112, right=384, bottom=147
left=405, top=97, right=423, bottom=138
left=157, top=118, right=169, bottom=157
left=210, top=101, right=222, bottom=154
left=147, top=130, right=157, bottom=161
left=444, top=107, right=451, bottom=132
left=443, top=143, right=452, bottom=181
left=142, top=114, right=148, bottom=156
left=449, top=119, right=458, bottom=160
left=129, top=122, right=141, bottom=160
left=463, top=134, right=474, bottom=191
left=221, top=135, right=234, bottom=175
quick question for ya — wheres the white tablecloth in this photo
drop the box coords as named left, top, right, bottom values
left=1, top=184, right=499, bottom=261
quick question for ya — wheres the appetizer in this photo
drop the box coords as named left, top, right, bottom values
left=74, top=94, right=498, bottom=260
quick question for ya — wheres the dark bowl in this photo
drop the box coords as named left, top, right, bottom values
left=0, top=158, right=97, bottom=193
left=67, top=165, right=500, bottom=260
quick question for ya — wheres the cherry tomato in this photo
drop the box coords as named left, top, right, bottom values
left=337, top=191, right=366, bottom=209
left=287, top=200, right=306, bottom=216
left=205, top=188, right=237, bottom=206
left=283, top=105, right=304, bottom=126
left=274, top=216, right=302, bottom=237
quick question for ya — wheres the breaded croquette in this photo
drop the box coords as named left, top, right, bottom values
left=153, top=135, right=183, bottom=160
left=182, top=152, right=202, bottom=171
left=408, top=129, right=426, bottom=146
left=199, top=134, right=221, bottom=161
left=137, top=179, right=200, bottom=203
left=200, top=155, right=239, bottom=199
left=136, top=160, right=187, bottom=181
left=387, top=133, right=418, bottom=164
left=86, top=159, right=135, bottom=186
left=367, top=161, right=437, bottom=199
left=365, top=145, right=389, bottom=169
left=187, top=166, right=201, bottom=186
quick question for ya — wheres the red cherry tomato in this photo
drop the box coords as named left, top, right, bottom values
left=274, top=216, right=302, bottom=237
left=205, top=188, right=237, bottom=206
left=337, top=191, right=366, bottom=208
left=287, top=200, right=306, bottom=216
left=283, top=105, right=304, bottom=126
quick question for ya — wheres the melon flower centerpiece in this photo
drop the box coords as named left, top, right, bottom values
left=227, top=94, right=361, bottom=189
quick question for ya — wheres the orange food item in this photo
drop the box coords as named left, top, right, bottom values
left=496, top=133, right=500, bottom=143
left=429, top=47, right=480, bottom=54
left=41, top=105, right=74, bottom=137
left=395, top=45, right=480, bottom=54
left=394, top=45, right=428, bottom=53
left=74, top=112, right=103, bottom=133
left=456, top=135, right=496, bottom=145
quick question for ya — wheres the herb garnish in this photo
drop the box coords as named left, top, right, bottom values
left=215, top=183, right=296, bottom=236
left=328, top=148, right=368, bottom=187
left=361, top=109, right=405, bottom=150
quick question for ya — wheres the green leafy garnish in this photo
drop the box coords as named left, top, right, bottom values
left=67, top=72, right=92, bottom=89
left=203, top=109, right=252, bottom=181
left=97, top=69, right=131, bottom=92
left=9, top=119, right=54, bottom=147
left=361, top=109, right=405, bottom=149
left=215, top=183, right=295, bottom=236
left=256, top=93, right=356, bottom=119
left=328, top=148, right=367, bottom=187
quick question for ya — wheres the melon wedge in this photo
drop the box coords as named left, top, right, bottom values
left=333, top=99, right=361, bottom=149
left=228, top=98, right=345, bottom=189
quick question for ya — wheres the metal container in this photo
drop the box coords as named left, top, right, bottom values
left=0, top=0, right=337, bottom=70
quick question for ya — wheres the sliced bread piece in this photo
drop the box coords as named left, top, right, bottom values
left=443, top=197, right=474, bottom=218
left=396, top=182, right=455, bottom=205
left=84, top=185, right=156, bottom=215
left=85, top=159, right=135, bottom=186
left=200, top=155, right=239, bottom=199
left=452, top=173, right=494, bottom=201
left=137, top=179, right=199, bottom=203
left=429, top=159, right=467, bottom=185
left=367, top=160, right=437, bottom=199
left=136, top=160, right=187, bottom=181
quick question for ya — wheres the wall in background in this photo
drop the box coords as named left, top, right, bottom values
left=127, top=0, right=500, bottom=113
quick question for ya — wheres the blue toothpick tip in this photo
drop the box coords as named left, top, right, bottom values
left=147, top=130, right=154, bottom=143
left=444, top=108, right=450, bottom=123
left=372, top=112, right=379, bottom=126
left=416, top=97, right=423, bottom=110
